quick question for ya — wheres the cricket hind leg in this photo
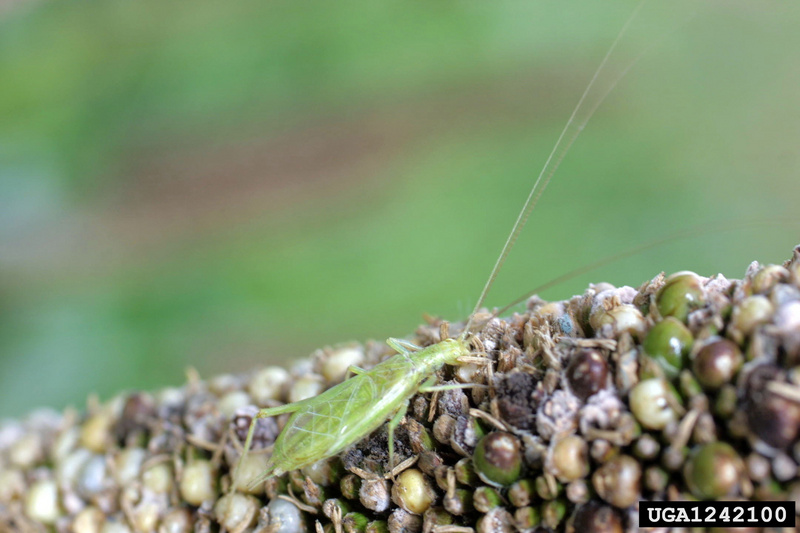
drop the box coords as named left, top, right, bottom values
left=230, top=400, right=307, bottom=493
left=386, top=401, right=409, bottom=479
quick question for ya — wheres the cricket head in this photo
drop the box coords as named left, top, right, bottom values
left=437, top=337, right=472, bottom=366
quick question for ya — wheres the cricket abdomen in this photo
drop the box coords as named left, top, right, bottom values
left=267, top=337, right=470, bottom=473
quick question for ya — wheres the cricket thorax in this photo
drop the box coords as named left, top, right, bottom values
left=409, top=338, right=471, bottom=370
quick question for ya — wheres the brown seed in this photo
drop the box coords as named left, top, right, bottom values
left=692, top=338, right=743, bottom=390
left=592, top=455, right=641, bottom=509
left=569, top=500, right=623, bottom=533
left=567, top=350, right=609, bottom=401
left=744, top=365, right=800, bottom=449
left=549, top=436, right=589, bottom=483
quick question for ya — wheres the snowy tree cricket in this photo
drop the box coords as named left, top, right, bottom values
left=231, top=0, right=669, bottom=492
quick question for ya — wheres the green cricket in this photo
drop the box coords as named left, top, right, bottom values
left=232, top=1, right=653, bottom=492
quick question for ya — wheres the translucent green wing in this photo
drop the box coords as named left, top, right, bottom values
left=268, top=372, right=388, bottom=471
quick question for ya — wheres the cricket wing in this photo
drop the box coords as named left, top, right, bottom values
left=269, top=372, right=409, bottom=471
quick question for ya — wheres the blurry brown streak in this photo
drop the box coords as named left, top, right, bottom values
left=105, top=116, right=405, bottom=246
left=90, top=71, right=573, bottom=260
left=5, top=70, right=579, bottom=282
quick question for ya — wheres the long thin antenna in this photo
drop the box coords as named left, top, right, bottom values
left=486, top=218, right=793, bottom=323
left=464, top=1, right=655, bottom=335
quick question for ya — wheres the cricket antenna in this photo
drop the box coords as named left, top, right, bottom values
left=463, top=0, right=668, bottom=337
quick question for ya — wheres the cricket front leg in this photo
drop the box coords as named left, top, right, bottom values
left=230, top=401, right=305, bottom=493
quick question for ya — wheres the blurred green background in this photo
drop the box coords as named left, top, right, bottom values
left=1, top=1, right=798, bottom=417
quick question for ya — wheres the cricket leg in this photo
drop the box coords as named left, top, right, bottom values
left=386, top=401, right=409, bottom=478
left=419, top=374, right=486, bottom=393
left=387, top=338, right=421, bottom=353
left=231, top=401, right=305, bottom=493
left=346, top=365, right=367, bottom=378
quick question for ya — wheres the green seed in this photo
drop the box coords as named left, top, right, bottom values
left=364, top=520, right=388, bottom=533
left=541, top=498, right=568, bottom=530
left=342, top=512, right=369, bottom=533
left=535, top=474, right=562, bottom=501
left=421, top=507, right=453, bottom=532
left=678, top=369, right=703, bottom=399
left=454, top=458, right=480, bottom=487
left=656, top=272, right=704, bottom=323
left=473, top=432, right=522, bottom=487
left=643, top=317, right=693, bottom=379
left=340, top=474, right=362, bottom=501
left=322, top=499, right=351, bottom=521
left=508, top=479, right=537, bottom=508
left=513, top=506, right=541, bottom=530
left=683, top=442, right=745, bottom=499
left=473, top=486, right=503, bottom=513
left=443, top=488, right=472, bottom=516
